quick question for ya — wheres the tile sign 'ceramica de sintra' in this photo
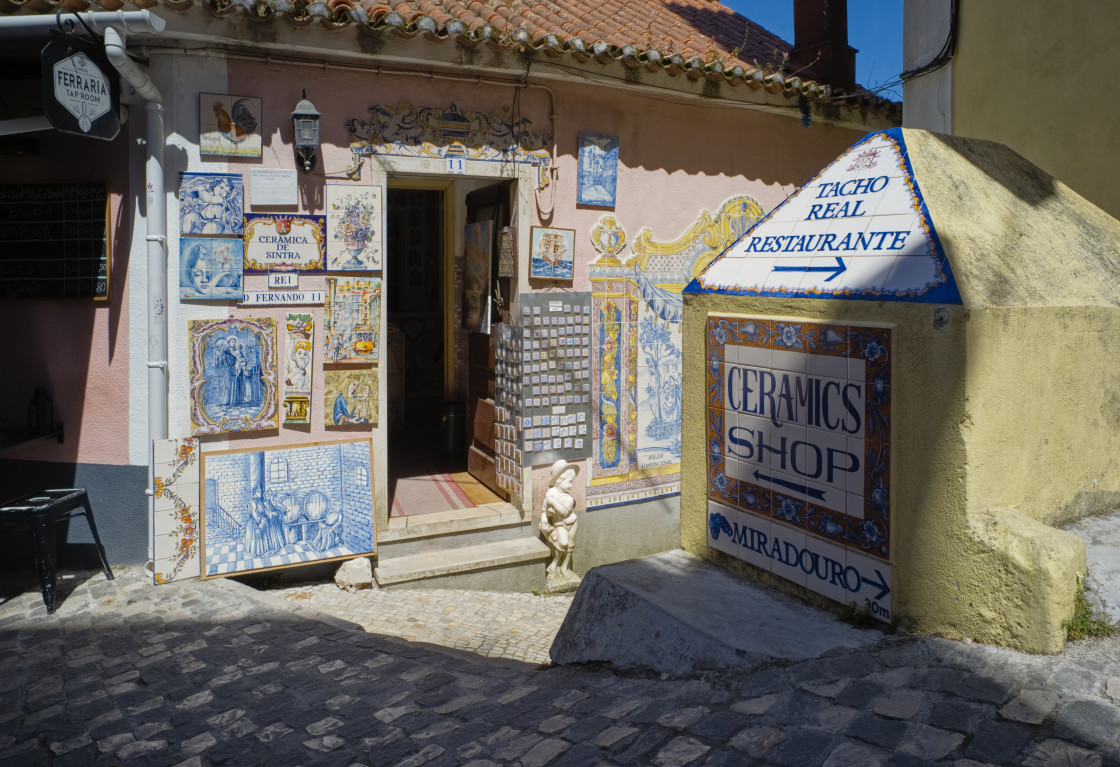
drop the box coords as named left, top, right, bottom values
left=688, top=128, right=963, bottom=623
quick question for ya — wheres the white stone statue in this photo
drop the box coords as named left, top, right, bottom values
left=541, top=459, right=581, bottom=591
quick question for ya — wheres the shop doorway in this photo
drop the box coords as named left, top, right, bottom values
left=386, top=184, right=502, bottom=516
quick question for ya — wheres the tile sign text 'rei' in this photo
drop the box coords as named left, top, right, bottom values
left=705, top=315, right=893, bottom=622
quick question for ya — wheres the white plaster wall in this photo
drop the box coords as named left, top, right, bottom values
left=902, top=0, right=953, bottom=133
left=150, top=51, right=235, bottom=449
left=127, top=98, right=153, bottom=466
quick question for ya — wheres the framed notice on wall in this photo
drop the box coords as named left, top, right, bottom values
left=0, top=183, right=110, bottom=300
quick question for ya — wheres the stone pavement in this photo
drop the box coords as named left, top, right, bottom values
left=2, top=566, right=1120, bottom=767
left=262, top=581, right=572, bottom=665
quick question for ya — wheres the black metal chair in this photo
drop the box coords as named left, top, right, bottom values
left=0, top=489, right=114, bottom=613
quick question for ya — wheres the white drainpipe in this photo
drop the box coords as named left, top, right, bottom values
left=103, top=18, right=167, bottom=567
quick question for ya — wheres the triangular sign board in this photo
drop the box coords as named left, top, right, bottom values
left=687, top=128, right=960, bottom=303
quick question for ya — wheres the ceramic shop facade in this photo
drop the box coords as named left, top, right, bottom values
left=682, top=127, right=1120, bottom=653
left=0, top=1, right=898, bottom=586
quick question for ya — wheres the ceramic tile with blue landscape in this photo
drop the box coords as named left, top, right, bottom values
left=201, top=440, right=375, bottom=577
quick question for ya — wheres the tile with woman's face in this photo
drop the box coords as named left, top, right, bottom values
left=180, top=237, right=244, bottom=301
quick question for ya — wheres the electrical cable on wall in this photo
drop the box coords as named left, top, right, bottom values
left=900, top=0, right=958, bottom=81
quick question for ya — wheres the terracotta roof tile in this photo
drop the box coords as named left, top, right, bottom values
left=0, top=0, right=899, bottom=114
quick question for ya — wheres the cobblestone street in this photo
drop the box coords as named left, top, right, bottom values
left=264, top=581, right=572, bottom=665
left=2, top=567, right=1120, bottom=767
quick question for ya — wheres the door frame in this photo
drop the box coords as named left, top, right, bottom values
left=368, top=157, right=535, bottom=532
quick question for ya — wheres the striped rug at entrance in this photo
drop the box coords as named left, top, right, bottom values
left=390, top=465, right=475, bottom=517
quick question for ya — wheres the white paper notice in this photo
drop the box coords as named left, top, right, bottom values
left=250, top=168, right=299, bottom=207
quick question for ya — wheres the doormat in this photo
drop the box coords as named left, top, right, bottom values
left=390, top=461, right=475, bottom=517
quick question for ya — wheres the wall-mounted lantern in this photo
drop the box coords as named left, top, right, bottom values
left=290, top=90, right=321, bottom=173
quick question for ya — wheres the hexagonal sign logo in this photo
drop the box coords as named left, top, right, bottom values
left=54, top=53, right=109, bottom=132
left=41, top=40, right=120, bottom=141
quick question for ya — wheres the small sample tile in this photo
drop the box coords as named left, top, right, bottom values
left=200, top=440, right=375, bottom=578
left=494, top=323, right=524, bottom=497
left=199, top=94, right=262, bottom=159
left=179, top=172, right=244, bottom=236
left=283, top=313, right=314, bottom=424
left=518, top=293, right=593, bottom=464
left=706, top=314, right=892, bottom=609
left=326, top=184, right=383, bottom=270
left=324, top=368, right=376, bottom=427
left=179, top=237, right=243, bottom=301
left=324, top=277, right=381, bottom=364
left=151, top=437, right=201, bottom=584
left=188, top=317, right=279, bottom=436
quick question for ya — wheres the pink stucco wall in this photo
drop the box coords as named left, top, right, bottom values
left=208, top=61, right=864, bottom=453
left=1, top=59, right=867, bottom=469
left=0, top=129, right=131, bottom=466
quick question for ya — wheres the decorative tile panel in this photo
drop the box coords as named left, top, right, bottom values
left=588, top=196, right=764, bottom=508
left=283, top=313, right=313, bottom=424
left=243, top=215, right=325, bottom=273
left=200, top=440, right=375, bottom=578
left=151, top=437, right=201, bottom=584
left=324, top=277, right=382, bottom=364
left=706, top=315, right=892, bottom=622
left=188, top=317, right=279, bottom=436
left=326, top=185, right=383, bottom=271
left=179, top=172, right=243, bottom=236
left=324, top=368, right=376, bottom=427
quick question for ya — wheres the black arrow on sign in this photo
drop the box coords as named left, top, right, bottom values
left=753, top=470, right=826, bottom=501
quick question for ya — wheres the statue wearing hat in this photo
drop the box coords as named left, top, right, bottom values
left=541, top=459, right=581, bottom=592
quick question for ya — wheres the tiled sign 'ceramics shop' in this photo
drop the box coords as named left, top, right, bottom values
left=705, top=317, right=892, bottom=621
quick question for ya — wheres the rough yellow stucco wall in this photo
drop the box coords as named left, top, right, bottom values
left=682, top=297, right=1089, bottom=652
left=682, top=129, right=1120, bottom=653
left=951, top=0, right=1120, bottom=221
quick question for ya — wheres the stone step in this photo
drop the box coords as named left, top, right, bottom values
left=377, top=502, right=535, bottom=558
left=550, top=549, right=880, bottom=676
left=374, top=536, right=550, bottom=591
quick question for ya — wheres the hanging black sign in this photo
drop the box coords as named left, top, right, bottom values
left=40, top=37, right=120, bottom=141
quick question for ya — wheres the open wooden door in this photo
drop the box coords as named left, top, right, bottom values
left=464, top=181, right=511, bottom=496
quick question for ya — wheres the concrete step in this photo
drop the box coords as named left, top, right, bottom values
left=377, top=502, right=535, bottom=558
left=374, top=536, right=550, bottom=591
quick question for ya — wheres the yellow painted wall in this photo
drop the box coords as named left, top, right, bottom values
left=951, top=1, right=1120, bottom=220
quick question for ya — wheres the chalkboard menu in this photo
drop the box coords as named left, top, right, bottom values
left=0, top=183, right=110, bottom=300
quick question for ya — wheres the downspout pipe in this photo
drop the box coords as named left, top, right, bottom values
left=0, top=10, right=164, bottom=38
left=104, top=21, right=167, bottom=568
